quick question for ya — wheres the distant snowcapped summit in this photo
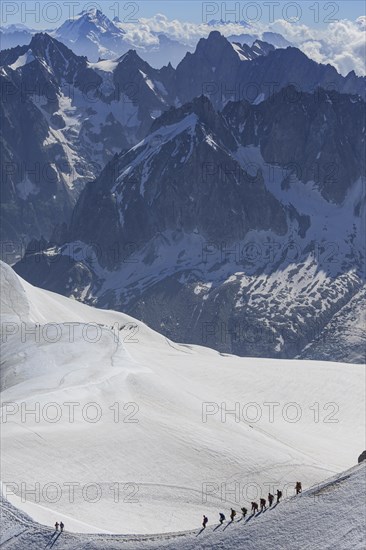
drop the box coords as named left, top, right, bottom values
left=52, top=8, right=127, bottom=61
left=78, top=7, right=102, bottom=16
left=262, top=31, right=292, bottom=48
left=74, top=7, right=125, bottom=33
left=207, top=18, right=251, bottom=28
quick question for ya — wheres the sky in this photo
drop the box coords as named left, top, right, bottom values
left=1, top=0, right=365, bottom=29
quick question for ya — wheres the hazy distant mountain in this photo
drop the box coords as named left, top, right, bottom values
left=0, top=23, right=35, bottom=50
left=139, top=33, right=194, bottom=69
left=227, top=32, right=292, bottom=49
left=52, top=8, right=128, bottom=61
left=207, top=19, right=251, bottom=28
left=262, top=32, right=292, bottom=48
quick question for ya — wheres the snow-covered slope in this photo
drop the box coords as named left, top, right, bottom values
left=1, top=261, right=365, bottom=536
left=1, top=454, right=365, bottom=549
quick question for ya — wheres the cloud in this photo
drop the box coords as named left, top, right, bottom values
left=122, top=23, right=159, bottom=49
left=300, top=40, right=327, bottom=65
left=356, top=15, right=366, bottom=29
left=267, top=18, right=366, bottom=75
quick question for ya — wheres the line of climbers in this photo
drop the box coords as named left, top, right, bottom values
left=202, top=482, right=302, bottom=529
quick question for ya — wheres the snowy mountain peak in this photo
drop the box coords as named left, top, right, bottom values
left=150, top=95, right=216, bottom=133
left=27, top=32, right=85, bottom=74
left=251, top=39, right=275, bottom=55
left=79, top=7, right=103, bottom=17
left=114, top=48, right=166, bottom=87
left=52, top=7, right=126, bottom=61
left=76, top=7, right=124, bottom=33
left=29, top=31, right=79, bottom=59
left=117, top=49, right=141, bottom=64
left=57, top=8, right=125, bottom=38
left=262, top=31, right=292, bottom=48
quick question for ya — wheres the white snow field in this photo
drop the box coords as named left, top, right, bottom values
left=1, top=463, right=364, bottom=549
left=0, top=261, right=365, bottom=542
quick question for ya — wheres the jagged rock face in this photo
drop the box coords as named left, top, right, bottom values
left=299, top=287, right=366, bottom=365
left=119, top=267, right=365, bottom=361
left=112, top=51, right=172, bottom=136
left=223, top=88, right=366, bottom=202
left=0, top=34, right=173, bottom=258
left=242, top=40, right=275, bottom=58
left=69, top=89, right=365, bottom=263
left=174, top=33, right=366, bottom=107
left=173, top=31, right=258, bottom=106
left=0, top=65, right=74, bottom=263
left=69, top=96, right=288, bottom=269
left=0, top=36, right=95, bottom=258
left=14, top=90, right=366, bottom=362
left=359, top=451, right=366, bottom=463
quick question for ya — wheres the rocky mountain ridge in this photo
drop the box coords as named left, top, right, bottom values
left=13, top=90, right=366, bottom=362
